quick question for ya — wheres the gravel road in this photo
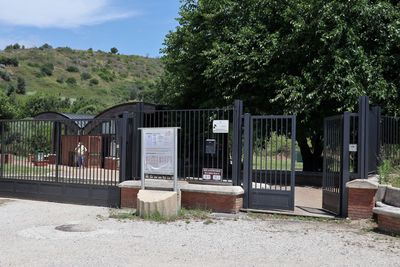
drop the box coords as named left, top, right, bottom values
left=0, top=198, right=399, bottom=267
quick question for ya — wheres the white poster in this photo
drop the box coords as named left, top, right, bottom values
left=213, top=120, right=229, bottom=133
left=141, top=128, right=177, bottom=176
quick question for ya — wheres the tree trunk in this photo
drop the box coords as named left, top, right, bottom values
left=298, top=134, right=323, bottom=172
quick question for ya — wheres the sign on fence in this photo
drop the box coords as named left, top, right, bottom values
left=140, top=127, right=179, bottom=191
left=213, top=120, right=229, bottom=133
left=202, top=168, right=223, bottom=181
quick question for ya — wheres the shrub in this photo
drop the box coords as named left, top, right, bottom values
left=97, top=68, right=115, bottom=82
left=0, top=57, right=19, bottom=67
left=66, top=66, right=79, bottom=73
left=89, top=78, right=99, bottom=86
left=80, top=72, right=91, bottom=80
left=56, top=77, right=65, bottom=84
left=41, top=63, right=54, bottom=76
left=110, top=47, right=118, bottom=54
left=6, top=84, right=15, bottom=96
left=0, top=70, right=11, bottom=81
left=16, top=77, right=26, bottom=94
left=39, top=43, right=52, bottom=50
left=65, top=77, right=77, bottom=85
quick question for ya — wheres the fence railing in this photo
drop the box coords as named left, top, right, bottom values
left=140, top=108, right=234, bottom=183
left=0, top=118, right=122, bottom=186
left=380, top=116, right=400, bottom=165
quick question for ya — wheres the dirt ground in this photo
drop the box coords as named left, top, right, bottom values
left=0, top=198, right=399, bottom=267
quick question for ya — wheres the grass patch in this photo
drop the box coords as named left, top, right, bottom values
left=246, top=211, right=343, bottom=223
left=108, top=207, right=212, bottom=223
left=378, top=160, right=400, bottom=188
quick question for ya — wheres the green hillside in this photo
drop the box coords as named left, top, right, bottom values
left=0, top=45, right=163, bottom=111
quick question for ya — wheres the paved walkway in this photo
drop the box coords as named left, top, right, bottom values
left=1, top=198, right=399, bottom=267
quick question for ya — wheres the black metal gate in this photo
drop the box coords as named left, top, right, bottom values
left=322, top=114, right=349, bottom=216
left=0, top=118, right=122, bottom=206
left=243, top=114, right=296, bottom=211
left=322, top=96, right=381, bottom=216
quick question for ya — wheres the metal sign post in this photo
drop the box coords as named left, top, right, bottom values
left=139, top=127, right=179, bottom=192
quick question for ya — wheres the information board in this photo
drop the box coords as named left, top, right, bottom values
left=140, top=127, right=179, bottom=191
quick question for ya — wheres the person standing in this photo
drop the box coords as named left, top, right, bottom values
left=75, top=142, right=87, bottom=168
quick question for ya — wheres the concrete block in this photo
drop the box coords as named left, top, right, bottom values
left=137, top=190, right=180, bottom=218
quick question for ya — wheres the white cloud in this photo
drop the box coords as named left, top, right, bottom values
left=0, top=0, right=134, bottom=28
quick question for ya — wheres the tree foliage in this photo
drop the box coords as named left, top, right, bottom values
left=159, top=0, right=400, bottom=171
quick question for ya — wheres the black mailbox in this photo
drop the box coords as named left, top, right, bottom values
left=205, top=139, right=216, bottom=154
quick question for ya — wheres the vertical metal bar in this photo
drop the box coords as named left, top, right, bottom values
left=358, top=96, right=369, bottom=179
left=323, top=118, right=327, bottom=190
left=340, top=112, right=350, bottom=217
left=0, top=121, right=3, bottom=179
left=243, top=113, right=251, bottom=208
left=120, top=113, right=128, bottom=183
left=290, top=116, right=296, bottom=210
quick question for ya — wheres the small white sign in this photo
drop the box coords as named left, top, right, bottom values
left=349, top=144, right=357, bottom=152
left=213, top=120, right=229, bottom=133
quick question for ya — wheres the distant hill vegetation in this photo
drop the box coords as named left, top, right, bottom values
left=0, top=44, right=163, bottom=116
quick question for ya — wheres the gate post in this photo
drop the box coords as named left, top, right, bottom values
left=340, top=112, right=351, bottom=217
left=54, top=121, right=61, bottom=182
left=358, top=96, right=369, bottom=179
left=232, top=100, right=243, bottom=186
left=242, top=113, right=251, bottom=209
left=120, top=112, right=129, bottom=183
left=132, top=103, right=145, bottom=180
left=0, top=122, right=3, bottom=179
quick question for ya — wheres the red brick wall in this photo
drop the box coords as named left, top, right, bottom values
left=181, top=192, right=242, bottom=213
left=121, top=188, right=140, bottom=208
left=348, top=188, right=377, bottom=219
left=120, top=187, right=243, bottom=213
left=377, top=214, right=400, bottom=235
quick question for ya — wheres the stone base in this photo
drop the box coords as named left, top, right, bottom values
left=119, top=180, right=244, bottom=213
left=346, top=179, right=378, bottom=219
left=376, top=213, right=400, bottom=235
left=137, top=190, right=179, bottom=218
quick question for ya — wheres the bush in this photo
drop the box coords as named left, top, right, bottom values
left=80, top=72, right=91, bottom=80
left=0, top=57, right=19, bottom=67
left=65, top=77, right=77, bottom=85
left=110, top=47, right=118, bottom=54
left=97, top=68, right=115, bottom=82
left=39, top=43, right=52, bottom=50
left=16, top=77, right=26, bottom=94
left=6, top=84, right=15, bottom=96
left=0, top=70, right=11, bottom=81
left=56, top=77, right=65, bottom=84
left=66, top=66, right=79, bottom=73
left=89, top=78, right=99, bottom=86
left=41, top=63, right=54, bottom=76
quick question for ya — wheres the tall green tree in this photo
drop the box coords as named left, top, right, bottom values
left=159, top=0, right=400, bottom=171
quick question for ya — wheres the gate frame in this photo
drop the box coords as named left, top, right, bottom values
left=242, top=113, right=296, bottom=211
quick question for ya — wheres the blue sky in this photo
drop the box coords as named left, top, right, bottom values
left=0, top=0, right=181, bottom=57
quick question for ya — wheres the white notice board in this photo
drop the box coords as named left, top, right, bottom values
left=213, top=120, right=229, bottom=133
left=140, top=127, right=179, bottom=191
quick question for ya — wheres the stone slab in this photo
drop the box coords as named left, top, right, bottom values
left=137, top=190, right=179, bottom=218
left=346, top=179, right=378, bottom=189
left=384, top=186, right=400, bottom=208
left=119, top=179, right=244, bottom=196
left=373, top=206, right=400, bottom=219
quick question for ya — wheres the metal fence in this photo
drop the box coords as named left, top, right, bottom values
left=140, top=108, right=234, bottom=183
left=0, top=118, right=122, bottom=186
left=380, top=116, right=400, bottom=165
left=323, top=115, right=342, bottom=195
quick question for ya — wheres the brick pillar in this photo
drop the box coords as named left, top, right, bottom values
left=346, top=179, right=378, bottom=219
